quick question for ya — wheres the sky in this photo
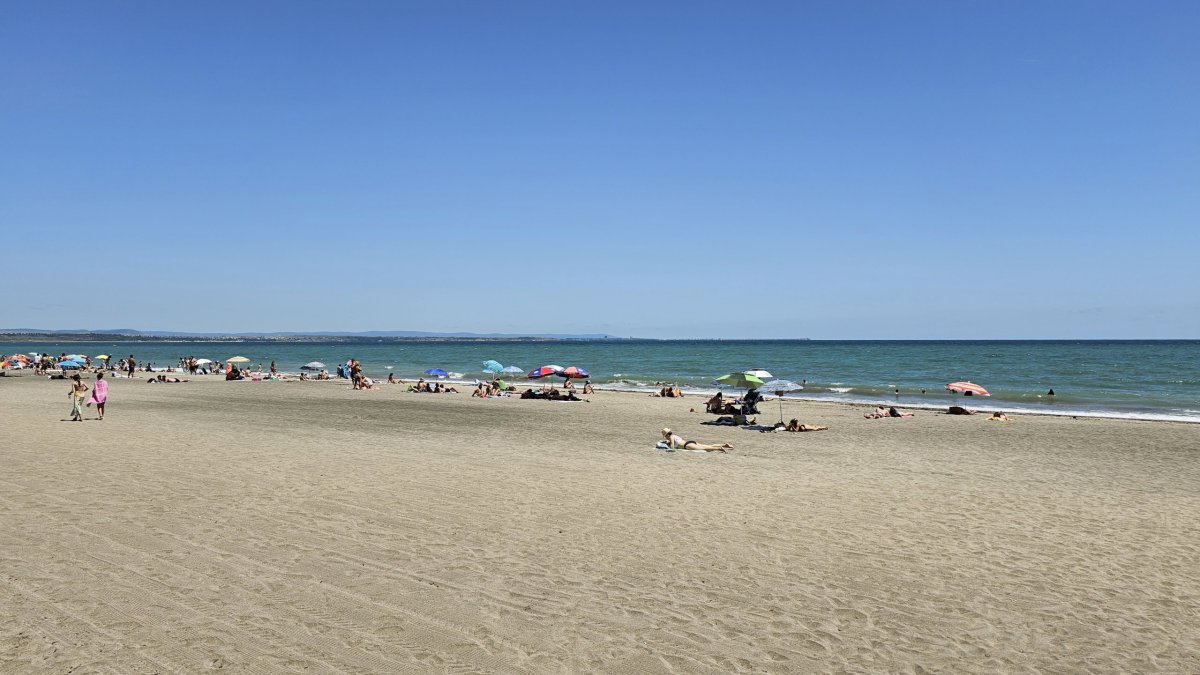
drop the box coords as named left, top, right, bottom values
left=2, top=1, right=1197, bottom=339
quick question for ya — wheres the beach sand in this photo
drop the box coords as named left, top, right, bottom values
left=2, top=374, right=1198, bottom=673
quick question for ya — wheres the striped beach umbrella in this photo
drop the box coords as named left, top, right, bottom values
left=527, top=365, right=564, bottom=379
left=946, top=381, right=989, bottom=396
left=560, top=366, right=590, bottom=379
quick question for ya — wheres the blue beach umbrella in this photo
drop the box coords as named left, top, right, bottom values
left=58, top=359, right=86, bottom=369
left=501, top=365, right=524, bottom=375
left=424, top=368, right=449, bottom=378
left=482, top=360, right=504, bottom=374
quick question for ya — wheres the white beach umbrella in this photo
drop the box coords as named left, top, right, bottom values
left=195, top=358, right=213, bottom=365
left=745, top=369, right=772, bottom=379
left=300, top=361, right=325, bottom=370
left=227, top=356, right=251, bottom=363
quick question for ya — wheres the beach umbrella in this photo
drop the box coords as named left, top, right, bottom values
left=424, top=368, right=449, bottom=378
left=10, top=354, right=30, bottom=363
left=58, top=359, right=85, bottom=369
left=501, top=365, right=524, bottom=375
left=64, top=354, right=87, bottom=360
left=195, top=358, right=214, bottom=365
left=946, top=381, right=989, bottom=397
left=757, top=379, right=804, bottom=424
left=528, top=365, right=564, bottom=379
left=94, top=354, right=110, bottom=360
left=713, top=372, right=765, bottom=390
left=482, top=360, right=504, bottom=374
left=227, top=356, right=250, bottom=363
left=745, top=369, right=773, bottom=379
left=300, top=361, right=324, bottom=370
left=560, top=366, right=590, bottom=379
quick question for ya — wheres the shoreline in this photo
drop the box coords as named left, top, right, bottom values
left=8, top=366, right=1197, bottom=424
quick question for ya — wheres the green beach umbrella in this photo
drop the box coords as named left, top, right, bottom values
left=713, top=372, right=765, bottom=390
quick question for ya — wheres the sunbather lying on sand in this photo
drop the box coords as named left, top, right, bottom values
left=661, top=428, right=731, bottom=453
left=987, top=411, right=1012, bottom=421
left=782, top=418, right=828, bottom=432
left=865, top=406, right=913, bottom=418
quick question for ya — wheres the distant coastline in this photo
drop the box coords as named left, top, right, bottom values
left=0, top=330, right=630, bottom=343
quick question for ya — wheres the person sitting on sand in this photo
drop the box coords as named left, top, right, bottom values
left=783, top=418, right=828, bottom=432
left=706, top=392, right=725, bottom=414
left=987, top=411, right=1011, bottom=422
left=299, top=371, right=310, bottom=381
left=582, top=381, right=594, bottom=394
left=741, top=388, right=763, bottom=414
left=661, top=428, right=732, bottom=453
left=864, top=405, right=888, bottom=419
left=472, top=383, right=486, bottom=398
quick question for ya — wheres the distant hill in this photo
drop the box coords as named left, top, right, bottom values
left=0, top=328, right=623, bottom=341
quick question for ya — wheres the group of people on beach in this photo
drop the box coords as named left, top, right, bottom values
left=67, top=372, right=107, bottom=421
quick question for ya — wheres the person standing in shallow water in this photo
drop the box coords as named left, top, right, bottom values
left=68, top=374, right=88, bottom=421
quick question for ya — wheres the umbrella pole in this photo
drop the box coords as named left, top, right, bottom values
left=779, top=397, right=784, bottom=425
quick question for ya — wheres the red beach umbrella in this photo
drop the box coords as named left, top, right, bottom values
left=946, top=381, right=989, bottom=396
left=527, top=365, right=565, bottom=379
left=560, top=366, right=590, bottom=379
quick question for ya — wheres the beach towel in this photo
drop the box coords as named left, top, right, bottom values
left=88, top=380, right=108, bottom=405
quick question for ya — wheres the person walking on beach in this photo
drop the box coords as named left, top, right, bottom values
left=88, top=372, right=109, bottom=420
left=126, top=355, right=136, bottom=379
left=68, top=374, right=88, bottom=421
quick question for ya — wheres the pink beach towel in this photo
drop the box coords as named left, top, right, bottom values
left=89, top=379, right=108, bottom=405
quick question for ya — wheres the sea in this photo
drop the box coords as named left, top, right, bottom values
left=6, top=340, right=1200, bottom=423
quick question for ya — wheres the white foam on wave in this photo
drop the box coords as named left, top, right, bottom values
left=592, top=381, right=1200, bottom=424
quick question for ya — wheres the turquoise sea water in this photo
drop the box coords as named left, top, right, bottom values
left=6, top=340, right=1200, bottom=423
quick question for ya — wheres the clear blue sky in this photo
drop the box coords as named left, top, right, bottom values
left=3, top=1, right=1196, bottom=338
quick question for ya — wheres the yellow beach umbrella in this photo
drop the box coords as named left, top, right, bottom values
left=227, top=356, right=251, bottom=363
left=95, top=354, right=110, bottom=359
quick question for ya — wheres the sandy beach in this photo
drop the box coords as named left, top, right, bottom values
left=2, top=373, right=1198, bottom=673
